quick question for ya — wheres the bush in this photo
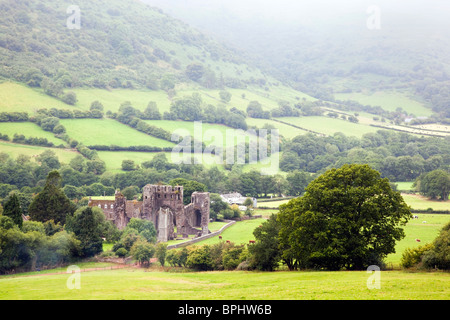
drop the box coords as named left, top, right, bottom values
left=62, top=92, right=77, bottom=105
left=155, top=243, right=168, bottom=266
left=130, top=240, right=155, bottom=265
left=222, top=244, right=246, bottom=270
left=186, top=245, right=213, bottom=271
left=115, top=247, right=128, bottom=258
left=166, top=247, right=189, bottom=267
left=400, top=243, right=434, bottom=269
left=422, top=222, right=450, bottom=270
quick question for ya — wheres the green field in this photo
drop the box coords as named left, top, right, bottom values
left=60, top=119, right=175, bottom=148
left=258, top=192, right=450, bottom=212
left=0, top=122, right=65, bottom=146
left=0, top=82, right=72, bottom=113
left=1, top=268, right=448, bottom=300
left=0, top=211, right=448, bottom=300
left=385, top=213, right=450, bottom=265
left=144, top=120, right=244, bottom=148
left=246, top=118, right=309, bottom=139
left=0, top=141, right=79, bottom=164
left=335, top=91, right=432, bottom=117
left=395, top=182, right=414, bottom=191
left=97, top=151, right=224, bottom=172
left=196, top=218, right=264, bottom=246
left=73, top=88, right=172, bottom=113
left=278, top=116, right=381, bottom=138
left=401, top=194, right=450, bottom=211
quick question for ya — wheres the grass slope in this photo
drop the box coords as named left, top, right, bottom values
left=0, top=82, right=72, bottom=112
left=0, top=141, right=78, bottom=164
left=0, top=122, right=65, bottom=146
left=335, top=91, right=432, bottom=117
left=278, top=116, right=380, bottom=138
left=60, top=119, right=175, bottom=148
left=0, top=269, right=448, bottom=300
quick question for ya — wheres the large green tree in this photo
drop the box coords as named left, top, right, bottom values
left=415, top=169, right=450, bottom=200
left=278, top=164, right=412, bottom=271
left=3, top=193, right=23, bottom=228
left=248, top=214, right=281, bottom=271
left=28, top=171, right=76, bottom=225
left=65, top=206, right=105, bottom=258
left=169, top=178, right=207, bottom=205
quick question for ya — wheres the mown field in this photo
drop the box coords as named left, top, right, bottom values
left=0, top=141, right=79, bottom=164
left=335, top=90, right=433, bottom=117
left=1, top=266, right=448, bottom=300
left=60, top=119, right=175, bottom=148
left=0, top=122, right=66, bottom=146
left=277, top=116, right=381, bottom=138
left=0, top=210, right=448, bottom=300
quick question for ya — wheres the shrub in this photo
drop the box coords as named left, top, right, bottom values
left=115, top=247, right=128, bottom=258
left=400, top=243, right=434, bottom=269
left=186, top=245, right=213, bottom=271
left=422, top=222, right=450, bottom=270
left=130, top=240, right=155, bottom=265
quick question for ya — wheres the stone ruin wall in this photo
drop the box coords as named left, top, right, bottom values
left=88, top=184, right=210, bottom=242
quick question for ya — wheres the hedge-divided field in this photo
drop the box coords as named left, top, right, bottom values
left=0, top=211, right=448, bottom=300
left=0, top=265, right=448, bottom=300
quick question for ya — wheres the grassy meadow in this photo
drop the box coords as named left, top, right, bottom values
left=0, top=211, right=448, bottom=300
left=335, top=90, right=432, bottom=117
left=0, top=82, right=71, bottom=113
left=0, top=141, right=79, bottom=164
left=277, top=116, right=381, bottom=138
left=1, top=267, right=448, bottom=300
left=0, top=122, right=66, bottom=146
left=60, top=118, right=175, bottom=148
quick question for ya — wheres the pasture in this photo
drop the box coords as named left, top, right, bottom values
left=72, top=88, right=172, bottom=113
left=60, top=119, right=175, bottom=148
left=278, top=116, right=380, bottom=138
left=0, top=267, right=448, bottom=300
left=335, top=90, right=432, bottom=117
left=401, top=194, right=450, bottom=211
left=0, top=141, right=79, bottom=164
left=0, top=82, right=71, bottom=113
left=0, top=122, right=66, bottom=146
left=97, top=150, right=224, bottom=172
left=0, top=210, right=448, bottom=300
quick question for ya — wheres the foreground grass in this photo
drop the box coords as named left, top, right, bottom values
left=0, top=268, right=448, bottom=300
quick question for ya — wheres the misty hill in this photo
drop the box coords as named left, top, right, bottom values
left=0, top=0, right=268, bottom=91
left=143, top=0, right=450, bottom=118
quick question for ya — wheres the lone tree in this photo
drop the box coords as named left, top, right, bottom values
left=65, top=206, right=105, bottom=258
left=278, top=164, right=412, bottom=271
left=3, top=193, right=23, bottom=228
left=415, top=169, right=450, bottom=201
left=29, top=170, right=76, bottom=225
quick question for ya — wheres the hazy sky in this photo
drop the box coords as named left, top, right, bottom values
left=144, top=0, right=450, bottom=31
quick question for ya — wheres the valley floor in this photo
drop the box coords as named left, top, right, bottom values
left=0, top=268, right=448, bottom=300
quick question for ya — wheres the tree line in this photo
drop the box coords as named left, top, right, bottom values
left=280, top=130, right=450, bottom=182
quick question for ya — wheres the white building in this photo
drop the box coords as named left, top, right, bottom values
left=220, top=192, right=257, bottom=208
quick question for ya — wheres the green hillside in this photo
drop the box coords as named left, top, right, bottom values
left=0, top=0, right=267, bottom=90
